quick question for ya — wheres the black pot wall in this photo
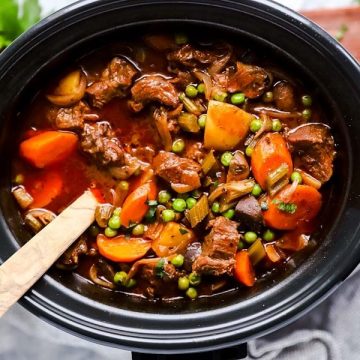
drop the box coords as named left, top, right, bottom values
left=0, top=0, right=360, bottom=354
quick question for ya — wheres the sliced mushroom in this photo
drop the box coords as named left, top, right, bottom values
left=56, top=236, right=88, bottom=270
left=226, top=151, right=250, bottom=182
left=89, top=258, right=116, bottom=289
left=47, top=70, right=86, bottom=107
left=95, top=203, right=114, bottom=228
left=25, top=208, right=56, bottom=233
left=12, top=186, right=33, bottom=210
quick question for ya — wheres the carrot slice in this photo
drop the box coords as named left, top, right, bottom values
left=234, top=250, right=256, bottom=287
left=19, top=130, right=78, bottom=168
left=121, top=180, right=157, bottom=227
left=128, top=168, right=155, bottom=194
left=27, top=170, right=63, bottom=208
left=263, top=184, right=322, bottom=230
left=251, top=132, right=293, bottom=189
left=97, top=234, right=151, bottom=262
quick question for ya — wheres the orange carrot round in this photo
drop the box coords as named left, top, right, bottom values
left=263, top=184, right=322, bottom=230
left=251, top=133, right=293, bottom=189
left=97, top=234, right=151, bottom=262
left=28, top=170, right=63, bottom=208
left=234, top=250, right=255, bottom=287
left=121, top=180, right=157, bottom=227
left=19, top=130, right=78, bottom=168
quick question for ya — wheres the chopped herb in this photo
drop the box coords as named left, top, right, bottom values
left=179, top=228, right=188, bottom=235
left=212, top=180, right=219, bottom=188
left=155, top=258, right=166, bottom=278
left=335, top=24, right=348, bottom=42
left=273, top=199, right=297, bottom=214
left=147, top=200, right=158, bottom=206
left=145, top=206, right=157, bottom=222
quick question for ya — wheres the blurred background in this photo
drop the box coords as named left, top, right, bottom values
left=0, top=0, right=359, bottom=359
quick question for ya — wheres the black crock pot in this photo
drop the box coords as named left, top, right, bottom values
left=1, top=0, right=360, bottom=358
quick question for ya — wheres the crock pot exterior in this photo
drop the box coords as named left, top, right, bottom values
left=0, top=0, right=360, bottom=354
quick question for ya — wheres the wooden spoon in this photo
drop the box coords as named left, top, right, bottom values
left=0, top=190, right=98, bottom=317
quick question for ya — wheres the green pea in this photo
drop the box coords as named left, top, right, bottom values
left=114, top=271, right=127, bottom=285
left=118, top=180, right=129, bottom=191
left=302, top=108, right=312, bottom=120
left=185, top=84, right=198, bottom=98
left=178, top=276, right=190, bottom=291
left=237, top=240, right=245, bottom=250
left=162, top=209, right=175, bottom=222
left=244, top=231, right=257, bottom=244
left=125, top=278, right=137, bottom=288
left=245, top=146, right=253, bottom=157
left=175, top=33, right=188, bottom=45
left=186, top=197, right=197, bottom=209
left=251, top=183, right=262, bottom=197
left=302, top=95, right=312, bottom=107
left=263, top=91, right=274, bottom=103
left=158, top=190, right=171, bottom=204
left=189, top=272, right=201, bottom=286
left=105, top=227, right=117, bottom=238
left=108, top=215, right=121, bottom=230
left=250, top=118, right=262, bottom=132
left=186, top=287, right=198, bottom=299
left=272, top=119, right=282, bottom=132
left=198, top=114, right=207, bottom=129
left=172, top=198, right=187, bottom=212
left=171, top=254, right=184, bottom=268
left=263, top=229, right=275, bottom=242
left=213, top=91, right=228, bottom=102
left=230, top=92, right=245, bottom=105
left=211, top=202, right=220, bottom=213
left=197, top=83, right=205, bottom=94
left=221, top=151, right=233, bottom=167
left=89, top=224, right=100, bottom=237
left=14, top=174, right=24, bottom=185
left=113, top=207, right=121, bottom=217
left=223, top=208, right=235, bottom=219
left=290, top=171, right=303, bottom=184
left=132, top=224, right=145, bottom=236
left=172, top=139, right=185, bottom=153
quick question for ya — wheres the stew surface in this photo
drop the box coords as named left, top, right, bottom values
left=11, top=33, right=336, bottom=302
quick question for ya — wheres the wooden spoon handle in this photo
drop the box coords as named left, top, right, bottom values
left=0, top=190, right=98, bottom=317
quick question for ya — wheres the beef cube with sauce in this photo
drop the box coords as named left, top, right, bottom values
left=192, top=217, right=240, bottom=276
left=153, top=151, right=202, bottom=193
left=86, top=57, right=137, bottom=108
left=287, top=123, right=335, bottom=183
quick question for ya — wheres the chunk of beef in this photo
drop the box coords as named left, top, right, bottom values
left=81, top=121, right=125, bottom=166
left=153, top=151, right=201, bottom=193
left=129, top=75, right=179, bottom=112
left=56, top=236, right=88, bottom=270
left=167, top=44, right=218, bottom=67
left=273, top=81, right=297, bottom=111
left=192, top=217, right=239, bottom=276
left=227, top=62, right=271, bottom=98
left=86, top=57, right=137, bottom=108
left=287, top=123, right=335, bottom=183
left=49, top=101, right=99, bottom=130
left=184, top=142, right=206, bottom=163
left=235, top=195, right=264, bottom=232
left=226, top=150, right=250, bottom=182
left=140, top=262, right=182, bottom=298
left=152, top=107, right=172, bottom=151
left=170, top=70, right=196, bottom=89
left=130, top=145, right=156, bottom=164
